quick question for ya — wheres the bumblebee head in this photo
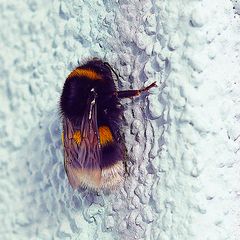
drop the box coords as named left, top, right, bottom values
left=84, top=59, right=113, bottom=77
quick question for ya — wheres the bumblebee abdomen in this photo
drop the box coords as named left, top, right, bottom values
left=98, top=125, right=125, bottom=189
left=98, top=125, right=124, bottom=168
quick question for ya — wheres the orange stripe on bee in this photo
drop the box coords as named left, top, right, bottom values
left=73, top=130, right=81, bottom=144
left=67, top=68, right=102, bottom=81
left=99, top=126, right=113, bottom=146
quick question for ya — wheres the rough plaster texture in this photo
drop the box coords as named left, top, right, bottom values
left=0, top=0, right=240, bottom=239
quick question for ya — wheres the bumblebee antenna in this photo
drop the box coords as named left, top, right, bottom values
left=104, top=62, right=121, bottom=82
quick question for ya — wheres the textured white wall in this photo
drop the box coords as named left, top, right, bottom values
left=0, top=0, right=239, bottom=239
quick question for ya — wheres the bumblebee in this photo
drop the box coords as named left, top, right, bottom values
left=60, top=58, right=156, bottom=190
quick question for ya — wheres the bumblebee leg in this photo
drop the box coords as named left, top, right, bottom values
left=123, top=160, right=130, bottom=176
left=116, top=81, right=157, bottom=99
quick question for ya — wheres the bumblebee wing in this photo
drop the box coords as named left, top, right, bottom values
left=62, top=90, right=102, bottom=189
